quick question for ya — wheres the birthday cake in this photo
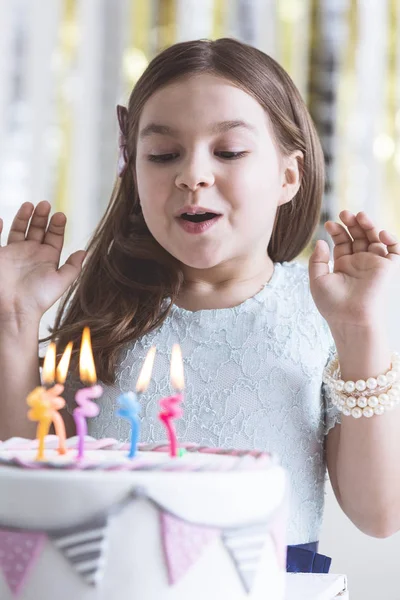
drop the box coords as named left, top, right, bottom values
left=0, top=436, right=288, bottom=600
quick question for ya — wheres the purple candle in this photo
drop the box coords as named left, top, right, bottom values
left=73, top=327, right=103, bottom=459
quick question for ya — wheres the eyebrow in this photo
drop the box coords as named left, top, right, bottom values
left=138, top=120, right=257, bottom=140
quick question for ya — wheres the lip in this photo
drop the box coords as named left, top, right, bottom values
left=175, top=205, right=222, bottom=218
left=175, top=214, right=222, bottom=235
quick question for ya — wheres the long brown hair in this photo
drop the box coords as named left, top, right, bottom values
left=43, top=38, right=325, bottom=384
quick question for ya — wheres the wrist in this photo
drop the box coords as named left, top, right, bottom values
left=329, top=325, right=391, bottom=382
left=329, top=321, right=387, bottom=347
left=0, top=312, right=41, bottom=339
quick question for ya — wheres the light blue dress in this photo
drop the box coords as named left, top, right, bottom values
left=63, top=261, right=341, bottom=545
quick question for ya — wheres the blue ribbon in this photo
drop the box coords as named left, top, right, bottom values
left=286, top=542, right=331, bottom=574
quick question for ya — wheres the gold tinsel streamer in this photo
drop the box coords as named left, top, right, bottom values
left=336, top=0, right=357, bottom=213
left=277, top=0, right=298, bottom=78
left=385, top=0, right=400, bottom=231
left=131, top=0, right=152, bottom=58
left=54, top=0, right=78, bottom=217
left=277, top=0, right=309, bottom=96
left=122, top=0, right=152, bottom=95
left=156, top=0, right=176, bottom=54
left=212, top=0, right=226, bottom=40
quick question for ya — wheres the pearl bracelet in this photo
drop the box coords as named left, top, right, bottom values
left=330, top=387, right=400, bottom=418
left=323, top=352, right=400, bottom=418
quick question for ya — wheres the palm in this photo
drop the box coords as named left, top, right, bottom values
left=309, top=211, right=400, bottom=329
left=0, top=202, right=86, bottom=322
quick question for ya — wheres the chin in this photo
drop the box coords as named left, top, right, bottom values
left=176, top=252, right=224, bottom=271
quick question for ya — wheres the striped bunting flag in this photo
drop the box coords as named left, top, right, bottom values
left=49, top=514, right=109, bottom=587
left=221, top=522, right=269, bottom=594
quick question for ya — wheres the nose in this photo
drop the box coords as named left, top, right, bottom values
left=175, top=153, right=215, bottom=191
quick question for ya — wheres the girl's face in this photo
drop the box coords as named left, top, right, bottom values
left=135, top=73, right=299, bottom=271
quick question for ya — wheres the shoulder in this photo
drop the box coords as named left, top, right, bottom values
left=278, top=260, right=334, bottom=347
left=277, top=260, right=311, bottom=296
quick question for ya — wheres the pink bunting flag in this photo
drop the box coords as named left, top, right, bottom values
left=0, top=530, right=46, bottom=596
left=160, top=511, right=220, bottom=585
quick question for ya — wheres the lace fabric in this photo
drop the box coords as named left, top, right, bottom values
left=63, top=261, right=341, bottom=545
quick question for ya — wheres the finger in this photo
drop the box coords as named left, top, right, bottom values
left=25, top=201, right=52, bottom=243
left=57, top=250, right=87, bottom=287
left=0, top=217, right=3, bottom=246
left=309, top=239, right=331, bottom=282
left=7, top=202, right=34, bottom=244
left=354, top=212, right=382, bottom=244
left=42, top=212, right=67, bottom=252
left=338, top=210, right=370, bottom=252
left=324, top=221, right=353, bottom=260
left=355, top=212, right=389, bottom=256
left=380, top=231, right=400, bottom=263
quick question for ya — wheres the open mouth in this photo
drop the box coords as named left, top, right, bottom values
left=180, top=212, right=219, bottom=223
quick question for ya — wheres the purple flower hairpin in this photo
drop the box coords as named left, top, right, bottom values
left=117, top=104, right=129, bottom=177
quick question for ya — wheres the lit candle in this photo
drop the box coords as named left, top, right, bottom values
left=116, top=347, right=156, bottom=459
left=158, top=344, right=184, bottom=457
left=47, top=341, right=73, bottom=455
left=73, top=327, right=103, bottom=460
left=26, top=388, right=52, bottom=461
left=27, top=342, right=73, bottom=460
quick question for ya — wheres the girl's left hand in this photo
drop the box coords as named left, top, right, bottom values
left=308, top=210, right=400, bottom=330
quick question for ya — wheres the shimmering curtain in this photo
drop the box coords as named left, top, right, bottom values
left=307, top=0, right=349, bottom=248
left=0, top=0, right=399, bottom=250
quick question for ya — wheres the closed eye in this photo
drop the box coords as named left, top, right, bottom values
left=215, top=151, right=248, bottom=160
left=148, top=153, right=180, bottom=163
left=148, top=151, right=248, bottom=163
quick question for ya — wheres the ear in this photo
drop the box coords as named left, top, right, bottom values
left=278, top=151, right=303, bottom=207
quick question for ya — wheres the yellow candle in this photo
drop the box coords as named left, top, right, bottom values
left=27, top=342, right=73, bottom=460
left=27, top=387, right=53, bottom=461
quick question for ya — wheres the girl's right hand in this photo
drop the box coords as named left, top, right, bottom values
left=0, top=201, right=86, bottom=325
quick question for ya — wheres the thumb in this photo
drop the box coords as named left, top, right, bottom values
left=57, top=250, right=87, bottom=287
left=309, top=240, right=331, bottom=282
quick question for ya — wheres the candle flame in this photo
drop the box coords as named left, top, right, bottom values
left=56, top=342, right=73, bottom=384
left=170, top=344, right=184, bottom=391
left=136, top=346, right=156, bottom=393
left=42, top=343, right=56, bottom=385
left=79, top=327, right=97, bottom=384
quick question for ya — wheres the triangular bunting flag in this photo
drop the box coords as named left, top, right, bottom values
left=0, top=529, right=46, bottom=597
left=222, top=522, right=269, bottom=593
left=49, top=514, right=109, bottom=587
left=160, top=511, right=220, bottom=585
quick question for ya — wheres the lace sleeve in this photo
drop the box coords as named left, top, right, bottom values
left=322, top=344, right=342, bottom=435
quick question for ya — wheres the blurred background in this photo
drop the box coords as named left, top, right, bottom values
left=0, top=1, right=400, bottom=597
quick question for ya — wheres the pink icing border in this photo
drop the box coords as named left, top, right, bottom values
left=0, top=436, right=276, bottom=472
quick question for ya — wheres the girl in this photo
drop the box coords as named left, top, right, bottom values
left=1, top=38, right=400, bottom=575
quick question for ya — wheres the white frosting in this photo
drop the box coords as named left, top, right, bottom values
left=0, top=439, right=288, bottom=600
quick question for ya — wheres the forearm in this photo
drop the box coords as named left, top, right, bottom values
left=0, top=316, right=41, bottom=439
left=331, top=324, right=399, bottom=536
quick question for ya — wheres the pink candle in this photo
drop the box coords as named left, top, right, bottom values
left=158, top=394, right=183, bottom=457
left=158, top=345, right=185, bottom=457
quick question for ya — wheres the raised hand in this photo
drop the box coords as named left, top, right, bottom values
left=0, top=201, right=86, bottom=325
left=308, top=210, right=400, bottom=330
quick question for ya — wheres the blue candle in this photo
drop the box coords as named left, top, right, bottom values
left=116, top=392, right=141, bottom=458
left=116, top=347, right=156, bottom=459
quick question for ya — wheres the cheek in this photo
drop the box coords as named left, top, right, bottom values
left=225, top=158, right=282, bottom=208
left=136, top=162, right=171, bottom=211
